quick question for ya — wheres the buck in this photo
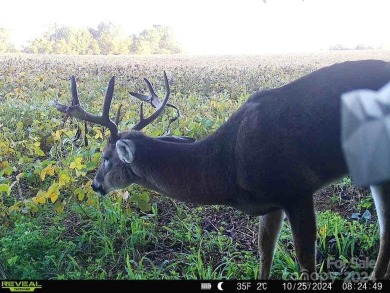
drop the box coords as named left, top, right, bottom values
left=54, top=60, right=390, bottom=280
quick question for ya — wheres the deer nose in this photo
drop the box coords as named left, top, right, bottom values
left=92, top=182, right=106, bottom=195
left=91, top=182, right=99, bottom=191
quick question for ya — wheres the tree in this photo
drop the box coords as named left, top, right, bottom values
left=23, top=24, right=100, bottom=55
left=133, top=25, right=182, bottom=54
left=154, top=25, right=182, bottom=54
left=23, top=34, right=53, bottom=54
left=90, top=22, right=130, bottom=55
left=22, top=22, right=182, bottom=55
left=65, top=27, right=100, bottom=54
left=0, top=27, right=16, bottom=53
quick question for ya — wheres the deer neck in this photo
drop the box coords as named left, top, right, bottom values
left=130, top=133, right=237, bottom=205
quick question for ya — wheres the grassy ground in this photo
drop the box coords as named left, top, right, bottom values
left=0, top=188, right=379, bottom=280
left=1, top=51, right=390, bottom=280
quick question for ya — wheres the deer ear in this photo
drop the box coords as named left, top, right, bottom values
left=116, top=139, right=135, bottom=164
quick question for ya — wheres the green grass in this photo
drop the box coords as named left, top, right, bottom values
left=0, top=195, right=380, bottom=280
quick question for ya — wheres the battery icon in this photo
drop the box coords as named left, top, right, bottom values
left=201, top=283, right=212, bottom=290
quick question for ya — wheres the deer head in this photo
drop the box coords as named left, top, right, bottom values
left=54, top=72, right=193, bottom=195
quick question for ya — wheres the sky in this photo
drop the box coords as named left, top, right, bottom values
left=1, top=0, right=389, bottom=54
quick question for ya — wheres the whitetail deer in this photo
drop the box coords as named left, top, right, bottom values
left=54, top=60, right=390, bottom=280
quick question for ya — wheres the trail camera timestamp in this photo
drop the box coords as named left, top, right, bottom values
left=342, top=282, right=383, bottom=291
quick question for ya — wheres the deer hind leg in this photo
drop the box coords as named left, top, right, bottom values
left=285, top=196, right=316, bottom=279
left=384, top=262, right=390, bottom=280
left=370, top=183, right=390, bottom=280
left=258, top=209, right=284, bottom=279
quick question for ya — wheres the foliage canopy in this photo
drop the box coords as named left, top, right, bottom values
left=1, top=23, right=182, bottom=55
left=0, top=27, right=16, bottom=53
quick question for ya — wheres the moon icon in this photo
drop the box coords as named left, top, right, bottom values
left=217, top=282, right=224, bottom=291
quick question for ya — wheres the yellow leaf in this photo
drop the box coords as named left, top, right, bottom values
left=0, top=161, right=10, bottom=168
left=0, top=184, right=10, bottom=193
left=94, top=129, right=103, bottom=139
left=34, top=147, right=45, bottom=157
left=33, top=196, right=46, bottom=204
left=70, top=157, right=84, bottom=170
left=84, top=180, right=93, bottom=190
left=50, top=191, right=59, bottom=203
left=47, top=166, right=55, bottom=176
left=76, top=157, right=83, bottom=169
left=319, top=226, right=328, bottom=237
left=78, top=192, right=85, bottom=201
left=46, top=183, right=60, bottom=203
left=40, top=165, right=56, bottom=181
left=40, top=170, right=47, bottom=181
left=55, top=130, right=62, bottom=140
left=58, top=172, right=70, bottom=186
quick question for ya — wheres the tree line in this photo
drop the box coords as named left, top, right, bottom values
left=0, top=22, right=183, bottom=55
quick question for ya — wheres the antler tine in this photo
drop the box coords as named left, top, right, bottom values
left=144, top=78, right=159, bottom=101
left=103, top=77, right=115, bottom=117
left=130, top=88, right=162, bottom=108
left=132, top=71, right=170, bottom=131
left=54, top=76, right=119, bottom=142
left=71, top=76, right=80, bottom=106
left=130, top=76, right=179, bottom=122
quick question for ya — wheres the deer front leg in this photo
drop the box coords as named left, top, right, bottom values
left=370, top=183, right=390, bottom=280
left=258, top=209, right=284, bottom=279
left=285, top=196, right=316, bottom=279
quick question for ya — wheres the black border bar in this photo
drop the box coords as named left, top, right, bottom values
left=1, top=280, right=389, bottom=292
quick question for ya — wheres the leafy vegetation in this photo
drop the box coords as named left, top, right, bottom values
left=0, top=27, right=16, bottom=53
left=1, top=51, right=390, bottom=280
left=13, top=22, right=182, bottom=55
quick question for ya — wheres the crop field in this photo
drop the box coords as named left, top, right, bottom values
left=1, top=51, right=390, bottom=280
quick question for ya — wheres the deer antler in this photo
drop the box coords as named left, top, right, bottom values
left=54, top=76, right=120, bottom=142
left=130, top=71, right=171, bottom=131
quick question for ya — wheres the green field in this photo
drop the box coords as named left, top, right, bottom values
left=1, top=51, right=390, bottom=280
